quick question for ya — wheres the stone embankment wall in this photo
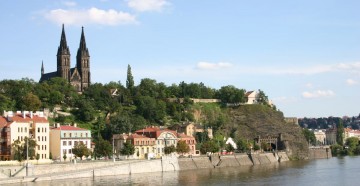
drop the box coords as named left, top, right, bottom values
left=0, top=152, right=289, bottom=185
left=309, top=147, right=332, bottom=159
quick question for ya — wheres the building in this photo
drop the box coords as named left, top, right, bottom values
left=313, top=129, right=326, bottom=145
left=0, top=111, right=49, bottom=160
left=177, top=133, right=196, bottom=155
left=284, top=117, right=299, bottom=125
left=325, top=128, right=337, bottom=145
left=50, top=124, right=91, bottom=161
left=40, top=24, right=91, bottom=92
left=113, top=133, right=156, bottom=159
left=344, top=128, right=360, bottom=140
left=169, top=122, right=213, bottom=139
left=245, top=91, right=258, bottom=104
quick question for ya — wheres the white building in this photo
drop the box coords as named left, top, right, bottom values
left=313, top=129, right=326, bottom=145
left=245, top=91, right=258, bottom=104
left=50, top=124, right=91, bottom=161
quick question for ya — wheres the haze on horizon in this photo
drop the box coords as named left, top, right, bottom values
left=0, top=0, right=359, bottom=118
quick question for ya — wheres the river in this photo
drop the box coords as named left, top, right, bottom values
left=6, top=156, right=360, bottom=186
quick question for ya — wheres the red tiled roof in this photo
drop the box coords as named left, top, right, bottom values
left=128, top=133, right=151, bottom=139
left=135, top=126, right=177, bottom=138
left=177, top=133, right=195, bottom=139
left=10, top=114, right=48, bottom=123
left=51, top=125, right=88, bottom=131
left=0, top=117, right=8, bottom=128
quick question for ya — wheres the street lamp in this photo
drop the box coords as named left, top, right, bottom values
left=112, top=137, right=115, bottom=162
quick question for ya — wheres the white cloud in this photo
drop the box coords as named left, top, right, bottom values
left=44, top=8, right=137, bottom=26
left=63, top=1, right=77, bottom=7
left=346, top=78, right=358, bottom=86
left=196, top=61, right=233, bottom=70
left=305, top=83, right=313, bottom=88
left=302, top=90, right=335, bottom=99
left=127, top=0, right=169, bottom=12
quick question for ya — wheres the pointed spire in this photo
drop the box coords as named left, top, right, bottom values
left=57, top=24, right=70, bottom=55
left=79, top=26, right=87, bottom=51
left=41, top=60, right=44, bottom=75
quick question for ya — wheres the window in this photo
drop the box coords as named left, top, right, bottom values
left=81, top=133, right=83, bottom=137
left=63, top=149, right=66, bottom=154
left=69, top=133, right=72, bottom=138
left=25, top=127, right=27, bottom=133
left=64, top=133, right=66, bottom=138
left=45, top=145, right=47, bottom=150
left=69, top=141, right=72, bottom=146
left=45, top=136, right=46, bottom=141
left=63, top=141, right=66, bottom=146
left=18, top=127, right=20, bottom=132
left=45, top=128, right=47, bottom=133
left=38, top=145, right=40, bottom=150
left=69, top=149, right=72, bottom=154
left=21, top=128, right=23, bottom=133
left=42, top=136, right=44, bottom=141
left=86, top=133, right=88, bottom=137
left=38, top=136, right=40, bottom=141
left=38, top=128, right=40, bottom=133
left=21, top=136, right=23, bottom=141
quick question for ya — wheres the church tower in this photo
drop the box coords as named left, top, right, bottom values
left=76, top=26, right=90, bottom=91
left=57, top=24, right=71, bottom=81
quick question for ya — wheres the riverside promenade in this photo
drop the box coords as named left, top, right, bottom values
left=0, top=152, right=290, bottom=185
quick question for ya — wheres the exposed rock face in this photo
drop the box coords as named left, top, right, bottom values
left=225, top=105, right=309, bottom=159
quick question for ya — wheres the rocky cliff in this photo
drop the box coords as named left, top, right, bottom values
left=223, top=105, right=309, bottom=159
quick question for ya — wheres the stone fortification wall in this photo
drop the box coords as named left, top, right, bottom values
left=191, top=157, right=213, bottom=169
left=235, top=154, right=254, bottom=166
left=278, top=152, right=290, bottom=162
left=178, top=158, right=198, bottom=170
left=0, top=153, right=291, bottom=185
left=216, top=155, right=240, bottom=167
left=309, top=148, right=332, bottom=159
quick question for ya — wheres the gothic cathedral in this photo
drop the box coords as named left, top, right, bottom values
left=40, top=24, right=91, bottom=92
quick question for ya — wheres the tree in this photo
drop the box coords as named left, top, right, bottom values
left=200, top=140, right=219, bottom=154
left=120, top=141, right=135, bottom=157
left=63, top=153, right=67, bottom=161
left=12, top=139, right=23, bottom=162
left=256, top=89, right=269, bottom=106
left=72, top=142, right=90, bottom=160
left=93, top=137, right=112, bottom=158
left=236, top=139, right=250, bottom=152
left=302, top=128, right=316, bottom=145
left=225, top=143, right=235, bottom=153
left=337, top=120, right=345, bottom=146
left=126, top=64, right=135, bottom=93
left=216, top=85, right=245, bottom=104
left=36, top=153, right=40, bottom=161
left=164, top=145, right=176, bottom=155
left=176, top=140, right=190, bottom=155
left=21, top=93, right=42, bottom=111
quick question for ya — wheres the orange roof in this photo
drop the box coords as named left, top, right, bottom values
left=177, top=133, right=195, bottom=139
left=9, top=114, right=48, bottom=123
left=128, top=133, right=152, bottom=139
left=135, top=126, right=177, bottom=138
left=51, top=125, right=88, bottom=131
left=0, top=117, right=8, bottom=128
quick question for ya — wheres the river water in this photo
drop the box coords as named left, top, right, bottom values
left=8, top=156, right=360, bottom=186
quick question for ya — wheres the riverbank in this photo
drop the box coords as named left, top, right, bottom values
left=0, top=152, right=289, bottom=185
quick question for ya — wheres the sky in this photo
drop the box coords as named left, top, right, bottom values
left=0, top=0, right=360, bottom=118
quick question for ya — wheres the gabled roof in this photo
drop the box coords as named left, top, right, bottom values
left=245, top=91, right=255, bottom=97
left=51, top=125, right=88, bottom=131
left=128, top=133, right=152, bottom=139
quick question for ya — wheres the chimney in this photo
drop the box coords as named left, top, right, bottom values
left=30, top=111, right=33, bottom=119
left=74, top=123, right=77, bottom=128
left=56, top=123, right=60, bottom=128
left=22, top=111, right=26, bottom=118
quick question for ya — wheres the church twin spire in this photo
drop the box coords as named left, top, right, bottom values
left=41, top=24, right=91, bottom=92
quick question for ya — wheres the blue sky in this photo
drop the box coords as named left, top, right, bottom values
left=1, top=0, right=360, bottom=118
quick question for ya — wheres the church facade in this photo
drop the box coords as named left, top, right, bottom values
left=40, top=24, right=91, bottom=92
